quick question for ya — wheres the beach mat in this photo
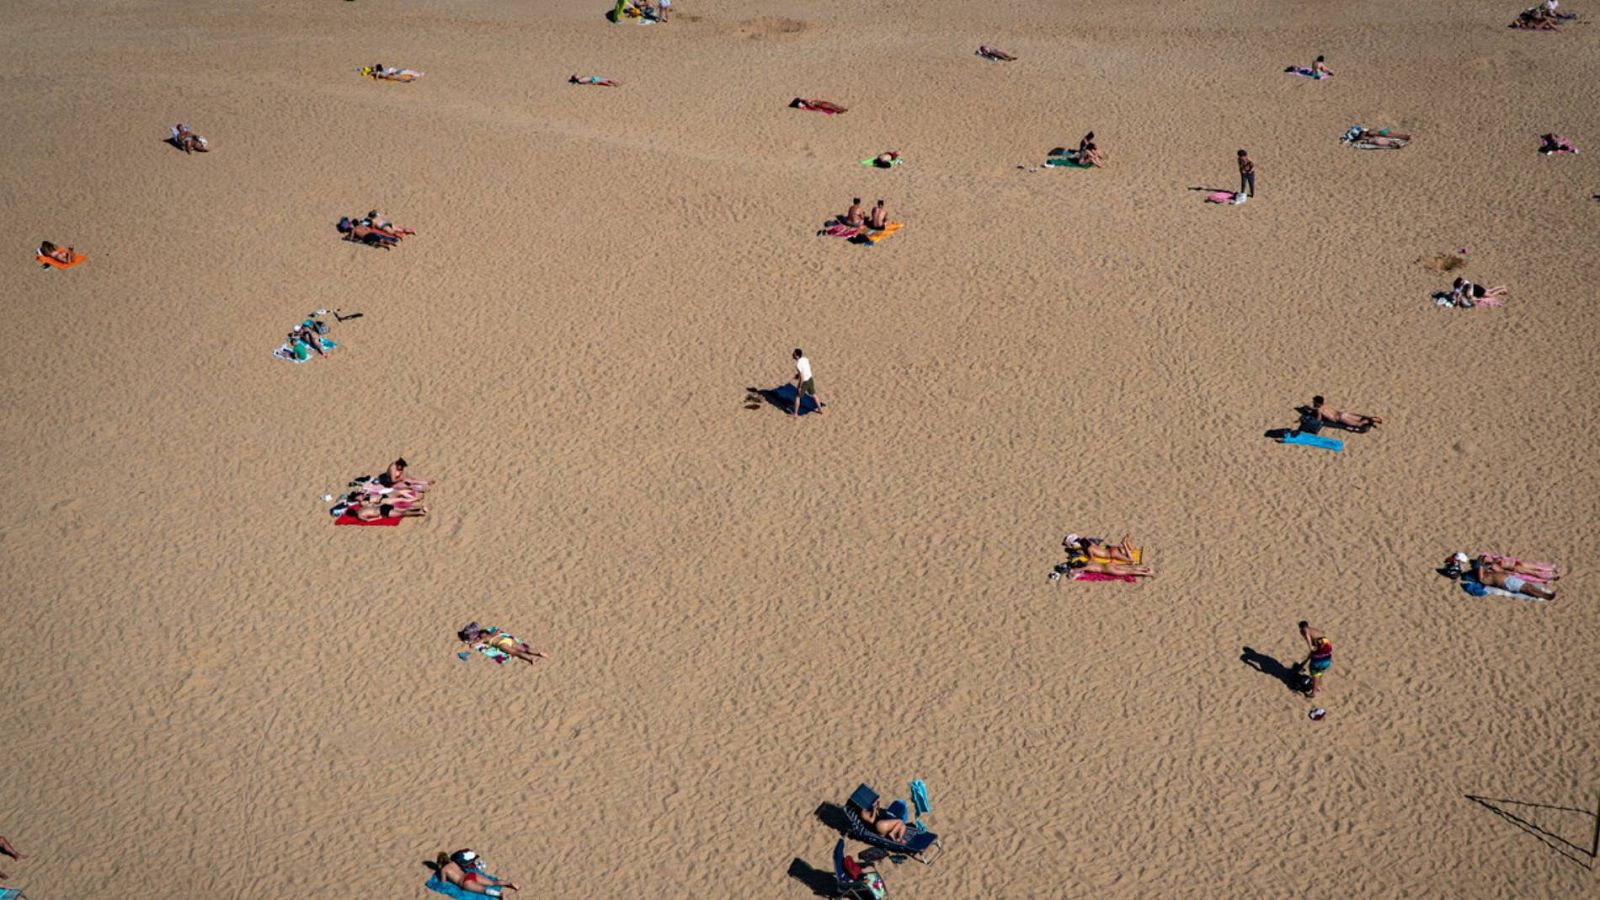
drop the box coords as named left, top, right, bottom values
left=1282, top=431, right=1343, bottom=451
left=334, top=514, right=402, bottom=526
left=37, top=252, right=86, bottom=270
left=852, top=222, right=903, bottom=245
left=1284, top=67, right=1328, bottom=79
left=860, top=156, right=904, bottom=168
left=751, top=383, right=822, bottom=416
left=1045, top=156, right=1093, bottom=169
left=273, top=337, right=337, bottom=363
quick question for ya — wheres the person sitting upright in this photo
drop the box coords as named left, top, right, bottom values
left=1538, top=133, right=1577, bottom=155
left=171, top=123, right=209, bottom=152
left=858, top=800, right=909, bottom=842
left=842, top=198, right=865, bottom=227
left=1075, top=131, right=1103, bottom=167
left=866, top=199, right=889, bottom=230
left=1310, top=396, right=1383, bottom=431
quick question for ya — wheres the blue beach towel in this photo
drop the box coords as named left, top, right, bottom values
left=426, top=870, right=501, bottom=898
left=1281, top=431, right=1343, bottom=452
left=273, top=336, right=337, bottom=363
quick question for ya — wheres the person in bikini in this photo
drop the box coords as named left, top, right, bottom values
left=570, top=75, right=621, bottom=86
left=1074, top=131, right=1103, bottom=167
left=361, top=211, right=414, bottom=238
left=171, top=123, right=208, bottom=152
left=346, top=495, right=427, bottom=521
left=1450, top=277, right=1507, bottom=307
left=37, top=240, right=74, bottom=264
left=1312, top=55, right=1332, bottom=79
left=1065, top=558, right=1155, bottom=578
left=435, top=849, right=520, bottom=895
left=1310, top=396, right=1383, bottom=431
left=1063, top=533, right=1139, bottom=565
left=859, top=801, right=910, bottom=842
left=790, top=98, right=847, bottom=114
left=458, top=623, right=548, bottom=665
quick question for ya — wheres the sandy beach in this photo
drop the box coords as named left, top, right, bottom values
left=2, top=0, right=1598, bottom=896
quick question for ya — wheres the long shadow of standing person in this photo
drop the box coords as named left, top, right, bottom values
left=1241, top=646, right=1308, bottom=694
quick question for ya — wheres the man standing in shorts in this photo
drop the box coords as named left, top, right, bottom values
left=792, top=348, right=824, bottom=417
left=1237, top=149, right=1256, bottom=197
left=1299, top=621, right=1332, bottom=697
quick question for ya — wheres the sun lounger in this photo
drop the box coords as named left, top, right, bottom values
left=833, top=840, right=888, bottom=899
left=844, top=784, right=944, bottom=864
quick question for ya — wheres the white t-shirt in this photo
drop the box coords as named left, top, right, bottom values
left=795, top=356, right=813, bottom=381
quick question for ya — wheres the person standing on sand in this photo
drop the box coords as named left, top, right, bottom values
left=1237, top=149, right=1256, bottom=197
left=792, top=348, right=824, bottom=417
left=0, top=834, right=26, bottom=880
left=1299, top=621, right=1332, bottom=698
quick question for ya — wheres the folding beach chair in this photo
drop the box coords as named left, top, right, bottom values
left=843, top=784, right=944, bottom=864
left=833, top=840, right=888, bottom=899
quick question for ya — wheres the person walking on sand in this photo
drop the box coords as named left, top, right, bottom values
left=792, top=348, right=823, bottom=417
left=0, top=834, right=26, bottom=880
left=1237, top=149, right=1256, bottom=197
left=1299, top=621, right=1332, bottom=698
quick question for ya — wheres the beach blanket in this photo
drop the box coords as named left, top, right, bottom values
left=1282, top=431, right=1343, bottom=451
left=1072, top=571, right=1137, bottom=583
left=860, top=155, right=904, bottom=168
left=273, top=336, right=337, bottom=363
left=852, top=222, right=903, bottom=245
left=1046, top=155, right=1094, bottom=169
left=36, top=252, right=86, bottom=270
left=1204, top=191, right=1245, bottom=204
left=334, top=514, right=402, bottom=526
left=1350, top=141, right=1406, bottom=151
left=1284, top=67, right=1329, bottom=79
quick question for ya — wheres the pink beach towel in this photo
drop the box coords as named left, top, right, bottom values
left=334, top=514, right=402, bottom=526
left=1204, top=191, right=1237, bottom=204
left=1072, top=571, right=1138, bottom=583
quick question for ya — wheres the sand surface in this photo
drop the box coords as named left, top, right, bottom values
left=3, top=1, right=1598, bottom=896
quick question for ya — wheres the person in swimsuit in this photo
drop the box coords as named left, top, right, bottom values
left=842, top=198, right=865, bottom=228
left=872, top=151, right=901, bottom=168
left=0, top=835, right=25, bottom=880
left=371, top=64, right=424, bottom=82
left=1474, top=554, right=1561, bottom=580
left=791, top=98, right=847, bottom=114
left=977, top=45, right=1017, bottom=61
left=1063, top=533, right=1138, bottom=564
left=341, top=220, right=399, bottom=249
left=866, top=200, right=888, bottom=230
left=858, top=801, right=909, bottom=842
left=1310, top=396, right=1383, bottom=431
left=435, top=849, right=520, bottom=895
left=1075, top=131, right=1102, bottom=167
left=345, top=495, right=427, bottom=521
left=361, top=211, right=414, bottom=238
left=171, top=123, right=209, bottom=152
left=1312, top=55, right=1332, bottom=79
left=1066, top=558, right=1155, bottom=578
left=1538, top=133, right=1577, bottom=154
left=37, top=241, right=73, bottom=264
left=378, top=458, right=432, bottom=492
left=458, top=623, right=548, bottom=664
left=1299, top=622, right=1332, bottom=697
left=1472, top=561, right=1556, bottom=599
left=1449, top=278, right=1507, bottom=306
left=570, top=75, right=621, bottom=86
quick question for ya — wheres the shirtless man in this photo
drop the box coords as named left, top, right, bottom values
left=842, top=198, right=865, bottom=227
left=1311, top=396, right=1382, bottom=431
left=1473, top=560, right=1556, bottom=600
left=866, top=199, right=888, bottom=230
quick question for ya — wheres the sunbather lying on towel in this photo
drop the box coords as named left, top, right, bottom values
left=1450, top=277, right=1508, bottom=307
left=1470, top=559, right=1556, bottom=599
left=1511, top=7, right=1563, bottom=28
left=791, top=98, right=847, bottom=114
left=1310, top=396, right=1383, bottom=431
left=1473, top=554, right=1562, bottom=581
left=364, top=64, right=424, bottom=82
left=871, top=151, right=902, bottom=168
left=1063, top=533, right=1139, bottom=564
left=1063, top=557, right=1155, bottom=579
left=361, top=211, right=415, bottom=238
left=170, top=123, right=209, bottom=153
left=37, top=240, right=74, bottom=265
left=570, top=75, right=621, bottom=86
left=434, top=849, right=520, bottom=895
left=458, top=622, right=548, bottom=665
left=337, top=218, right=399, bottom=248
left=977, top=45, right=1017, bottom=61
left=1539, top=133, right=1578, bottom=155
left=344, top=495, right=427, bottom=521
left=1341, top=126, right=1411, bottom=148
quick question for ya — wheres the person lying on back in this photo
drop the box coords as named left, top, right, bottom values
left=37, top=240, right=73, bottom=264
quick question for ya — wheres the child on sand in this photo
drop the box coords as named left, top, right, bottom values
left=1299, top=622, right=1332, bottom=698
